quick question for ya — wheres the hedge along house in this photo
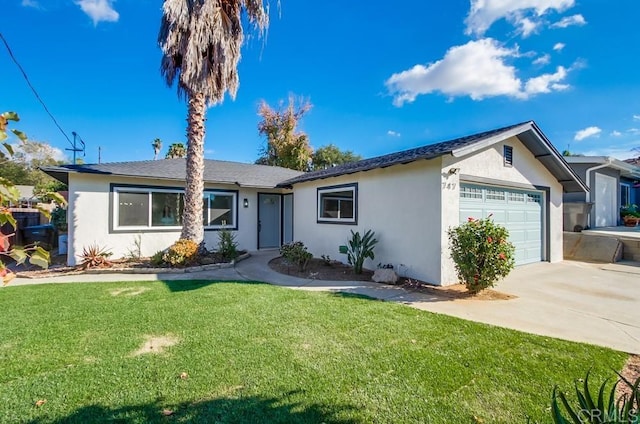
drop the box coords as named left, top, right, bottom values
left=278, top=121, right=587, bottom=286
left=42, top=159, right=303, bottom=265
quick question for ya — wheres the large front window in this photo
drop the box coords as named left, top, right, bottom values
left=113, top=186, right=237, bottom=231
left=317, top=183, right=357, bottom=224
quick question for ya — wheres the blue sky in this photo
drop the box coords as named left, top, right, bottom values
left=2, top=0, right=639, bottom=165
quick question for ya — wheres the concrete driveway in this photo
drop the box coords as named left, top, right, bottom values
left=401, top=260, right=640, bottom=354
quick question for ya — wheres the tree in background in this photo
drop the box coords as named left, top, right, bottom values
left=312, top=144, right=362, bottom=170
left=0, top=140, right=67, bottom=195
left=152, top=138, right=163, bottom=160
left=165, top=142, right=187, bottom=159
left=1, top=112, right=63, bottom=283
left=158, top=0, right=269, bottom=243
left=255, top=96, right=313, bottom=171
left=255, top=97, right=362, bottom=171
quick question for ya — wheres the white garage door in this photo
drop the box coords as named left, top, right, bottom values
left=459, top=184, right=544, bottom=265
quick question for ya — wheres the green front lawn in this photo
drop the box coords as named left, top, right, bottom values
left=0, top=281, right=627, bottom=423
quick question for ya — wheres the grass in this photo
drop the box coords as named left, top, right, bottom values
left=0, top=280, right=628, bottom=423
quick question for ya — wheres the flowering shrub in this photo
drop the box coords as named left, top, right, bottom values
left=447, top=216, right=515, bottom=293
left=163, top=239, right=199, bottom=267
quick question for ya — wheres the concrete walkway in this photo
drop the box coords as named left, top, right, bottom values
left=5, top=251, right=640, bottom=354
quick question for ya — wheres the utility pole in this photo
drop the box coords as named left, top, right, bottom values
left=66, top=131, right=86, bottom=164
left=98, top=146, right=102, bottom=164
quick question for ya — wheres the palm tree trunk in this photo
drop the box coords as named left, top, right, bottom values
left=181, top=91, right=206, bottom=243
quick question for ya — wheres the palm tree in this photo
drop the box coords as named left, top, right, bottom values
left=165, top=142, right=187, bottom=159
left=158, top=0, right=269, bottom=243
left=152, top=138, right=163, bottom=160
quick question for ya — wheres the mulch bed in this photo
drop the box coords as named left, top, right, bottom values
left=269, top=257, right=514, bottom=301
left=10, top=250, right=247, bottom=279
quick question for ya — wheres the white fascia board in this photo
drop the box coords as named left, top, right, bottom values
left=450, top=122, right=533, bottom=158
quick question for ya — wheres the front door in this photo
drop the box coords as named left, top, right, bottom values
left=594, top=173, right=617, bottom=227
left=258, top=194, right=281, bottom=249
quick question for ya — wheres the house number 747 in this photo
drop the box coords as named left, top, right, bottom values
left=442, top=182, right=457, bottom=190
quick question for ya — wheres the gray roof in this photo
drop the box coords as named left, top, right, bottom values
left=41, top=158, right=304, bottom=189
left=278, top=121, right=588, bottom=193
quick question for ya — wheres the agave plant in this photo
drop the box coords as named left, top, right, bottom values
left=552, top=371, right=639, bottom=424
left=80, top=244, right=113, bottom=270
left=346, top=229, right=378, bottom=274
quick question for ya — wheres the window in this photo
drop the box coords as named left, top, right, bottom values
left=460, top=186, right=483, bottom=200
left=113, top=186, right=237, bottom=231
left=486, top=189, right=506, bottom=201
left=620, top=183, right=631, bottom=208
left=317, top=184, right=357, bottom=224
left=504, top=145, right=513, bottom=167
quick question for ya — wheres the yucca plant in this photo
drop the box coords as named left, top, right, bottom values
left=346, top=229, right=378, bottom=274
left=552, top=371, right=639, bottom=423
left=80, top=244, right=113, bottom=270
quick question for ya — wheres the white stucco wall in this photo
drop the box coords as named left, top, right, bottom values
left=293, top=135, right=565, bottom=286
left=440, top=135, right=564, bottom=283
left=67, top=174, right=286, bottom=265
left=292, top=160, right=446, bottom=284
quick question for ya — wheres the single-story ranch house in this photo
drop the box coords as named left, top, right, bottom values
left=43, top=121, right=587, bottom=286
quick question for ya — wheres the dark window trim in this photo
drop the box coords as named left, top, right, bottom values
left=109, top=183, right=239, bottom=234
left=316, top=183, right=358, bottom=225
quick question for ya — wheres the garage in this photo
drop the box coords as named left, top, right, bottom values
left=459, top=184, right=544, bottom=265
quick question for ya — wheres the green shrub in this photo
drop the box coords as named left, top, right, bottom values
left=50, top=206, right=68, bottom=232
left=551, top=371, right=639, bottom=423
left=218, top=229, right=238, bottom=262
left=280, top=241, right=312, bottom=272
left=346, top=229, right=377, bottom=274
left=163, top=239, right=199, bottom=267
left=150, top=250, right=165, bottom=266
left=448, top=216, right=515, bottom=293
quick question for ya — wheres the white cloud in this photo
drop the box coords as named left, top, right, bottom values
left=517, top=16, right=540, bottom=37
left=533, top=54, right=551, bottom=66
left=465, top=0, right=575, bottom=37
left=387, top=130, right=401, bottom=137
left=574, top=126, right=602, bottom=141
left=21, top=0, right=40, bottom=8
left=633, top=115, right=640, bottom=121
left=524, top=66, right=569, bottom=94
left=553, top=42, right=566, bottom=51
left=386, top=38, right=572, bottom=105
left=551, top=14, right=586, bottom=28
left=76, top=0, right=119, bottom=25
left=611, top=130, right=622, bottom=137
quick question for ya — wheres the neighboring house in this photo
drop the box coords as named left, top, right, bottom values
left=277, top=121, right=586, bottom=285
left=563, top=156, right=640, bottom=228
left=43, top=121, right=587, bottom=286
left=623, top=156, right=640, bottom=206
left=41, top=159, right=303, bottom=264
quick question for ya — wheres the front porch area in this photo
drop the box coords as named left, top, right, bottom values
left=582, top=226, right=640, bottom=261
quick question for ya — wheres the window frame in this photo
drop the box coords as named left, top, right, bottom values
left=316, top=183, right=358, bottom=225
left=620, top=183, right=631, bottom=208
left=503, top=145, right=514, bottom=167
left=110, top=184, right=238, bottom=233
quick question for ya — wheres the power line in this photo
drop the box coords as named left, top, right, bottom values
left=0, top=31, right=73, bottom=146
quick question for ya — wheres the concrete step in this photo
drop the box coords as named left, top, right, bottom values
left=563, top=232, right=623, bottom=263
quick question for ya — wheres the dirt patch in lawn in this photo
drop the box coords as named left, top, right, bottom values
left=269, top=257, right=514, bottom=301
left=617, top=354, right=640, bottom=400
left=130, top=335, right=180, bottom=357
left=110, top=287, right=150, bottom=297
